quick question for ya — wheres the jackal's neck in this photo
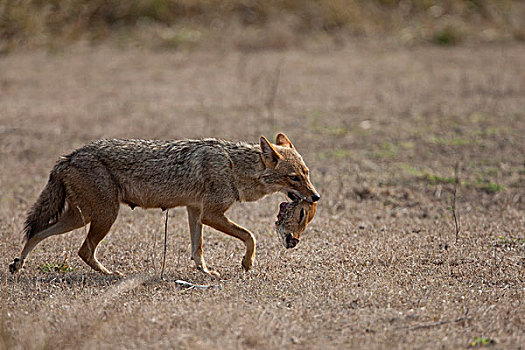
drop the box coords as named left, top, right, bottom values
left=222, top=141, right=271, bottom=202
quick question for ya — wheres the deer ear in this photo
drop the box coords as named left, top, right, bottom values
left=275, top=133, right=294, bottom=149
left=298, top=208, right=306, bottom=224
left=306, top=203, right=317, bottom=224
left=260, top=136, right=282, bottom=168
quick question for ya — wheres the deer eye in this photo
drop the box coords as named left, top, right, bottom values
left=298, top=208, right=305, bottom=223
left=289, top=175, right=301, bottom=182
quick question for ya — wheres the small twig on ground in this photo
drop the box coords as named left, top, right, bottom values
left=152, top=220, right=158, bottom=274
left=175, top=280, right=222, bottom=290
left=396, top=316, right=469, bottom=331
left=266, top=60, right=283, bottom=126
left=411, top=316, right=467, bottom=331
left=492, top=243, right=498, bottom=277
left=452, top=162, right=461, bottom=243
left=160, top=209, right=169, bottom=279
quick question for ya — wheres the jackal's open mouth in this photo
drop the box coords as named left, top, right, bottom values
left=287, top=191, right=301, bottom=201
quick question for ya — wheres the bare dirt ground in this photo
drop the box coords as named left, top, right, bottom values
left=0, top=42, right=524, bottom=349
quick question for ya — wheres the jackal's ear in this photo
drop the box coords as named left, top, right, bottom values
left=276, top=133, right=294, bottom=149
left=260, top=136, right=282, bottom=168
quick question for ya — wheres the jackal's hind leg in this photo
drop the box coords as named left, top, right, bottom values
left=78, top=208, right=122, bottom=276
left=9, top=204, right=86, bottom=274
left=187, top=206, right=220, bottom=279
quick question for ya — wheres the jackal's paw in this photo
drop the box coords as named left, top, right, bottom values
left=9, top=258, right=22, bottom=274
left=111, top=270, right=125, bottom=277
left=241, top=256, right=253, bottom=272
left=197, top=265, right=221, bottom=279
left=100, top=268, right=124, bottom=277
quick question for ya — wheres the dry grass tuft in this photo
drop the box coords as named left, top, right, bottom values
left=1, top=0, right=524, bottom=51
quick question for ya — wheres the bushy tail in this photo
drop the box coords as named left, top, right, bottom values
left=24, top=159, right=68, bottom=241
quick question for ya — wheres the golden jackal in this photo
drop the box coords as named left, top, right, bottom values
left=9, top=133, right=320, bottom=277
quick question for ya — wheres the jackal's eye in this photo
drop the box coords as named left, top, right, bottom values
left=298, top=208, right=305, bottom=224
left=289, top=175, right=301, bottom=182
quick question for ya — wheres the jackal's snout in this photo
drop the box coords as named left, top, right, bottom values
left=298, top=169, right=320, bottom=203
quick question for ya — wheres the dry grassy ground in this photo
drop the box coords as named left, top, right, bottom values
left=0, top=42, right=524, bottom=349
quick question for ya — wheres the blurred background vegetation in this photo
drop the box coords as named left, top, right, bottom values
left=1, top=0, right=524, bottom=52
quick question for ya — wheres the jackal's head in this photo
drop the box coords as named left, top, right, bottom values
left=275, top=200, right=317, bottom=248
left=260, top=133, right=320, bottom=203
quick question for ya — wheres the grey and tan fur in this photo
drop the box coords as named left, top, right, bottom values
left=275, top=200, right=317, bottom=249
left=9, top=133, right=320, bottom=277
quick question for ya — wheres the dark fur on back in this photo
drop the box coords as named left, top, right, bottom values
left=23, top=138, right=264, bottom=241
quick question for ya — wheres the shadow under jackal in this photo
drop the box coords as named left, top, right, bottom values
left=9, top=133, right=320, bottom=277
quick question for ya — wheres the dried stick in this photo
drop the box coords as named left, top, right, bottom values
left=266, top=61, right=282, bottom=125
left=160, top=209, right=169, bottom=279
left=152, top=219, right=158, bottom=274
left=452, top=162, right=461, bottom=243
left=410, top=316, right=468, bottom=331
left=395, top=313, right=469, bottom=331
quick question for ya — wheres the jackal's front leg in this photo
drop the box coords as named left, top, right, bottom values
left=201, top=212, right=256, bottom=271
left=187, top=206, right=220, bottom=278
